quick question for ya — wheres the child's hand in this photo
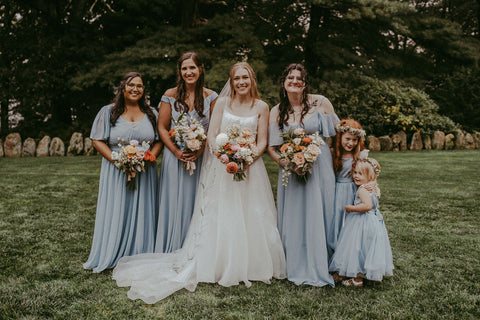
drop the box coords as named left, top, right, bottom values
left=345, top=205, right=354, bottom=213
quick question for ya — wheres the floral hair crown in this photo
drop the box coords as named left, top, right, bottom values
left=358, top=150, right=380, bottom=176
left=335, top=123, right=366, bottom=139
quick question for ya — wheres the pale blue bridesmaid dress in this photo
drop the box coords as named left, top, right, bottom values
left=83, top=104, right=159, bottom=273
left=332, top=158, right=357, bottom=253
left=155, top=92, right=218, bottom=253
left=329, top=191, right=394, bottom=281
left=269, top=104, right=338, bottom=287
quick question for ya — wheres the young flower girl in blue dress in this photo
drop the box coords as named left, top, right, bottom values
left=329, top=156, right=394, bottom=287
left=331, top=119, right=366, bottom=254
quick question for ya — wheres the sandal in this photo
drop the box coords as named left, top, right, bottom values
left=342, top=278, right=363, bottom=287
left=332, top=273, right=344, bottom=282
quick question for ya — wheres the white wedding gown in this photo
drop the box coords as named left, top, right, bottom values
left=112, top=108, right=287, bottom=304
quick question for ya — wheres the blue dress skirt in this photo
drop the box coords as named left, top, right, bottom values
left=155, top=93, right=218, bottom=253
left=331, top=158, right=357, bottom=254
left=329, top=191, right=394, bottom=281
left=269, top=108, right=338, bottom=287
left=83, top=105, right=159, bottom=273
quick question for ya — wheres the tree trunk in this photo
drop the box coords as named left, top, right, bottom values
left=305, top=3, right=322, bottom=77
left=0, top=100, right=9, bottom=135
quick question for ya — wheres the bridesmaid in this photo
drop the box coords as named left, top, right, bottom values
left=155, top=52, right=218, bottom=253
left=267, top=63, right=338, bottom=286
left=84, top=72, right=162, bottom=273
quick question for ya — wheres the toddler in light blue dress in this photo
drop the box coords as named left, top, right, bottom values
left=329, top=157, right=394, bottom=287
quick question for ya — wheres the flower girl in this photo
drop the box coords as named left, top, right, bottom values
left=331, top=119, right=366, bottom=253
left=329, top=156, right=393, bottom=287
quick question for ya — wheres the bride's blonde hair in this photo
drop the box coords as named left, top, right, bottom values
left=228, top=62, right=261, bottom=109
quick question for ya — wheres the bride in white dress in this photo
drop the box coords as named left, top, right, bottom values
left=112, top=62, right=286, bottom=304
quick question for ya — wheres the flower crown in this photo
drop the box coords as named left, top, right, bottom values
left=358, top=150, right=380, bottom=176
left=335, top=123, right=366, bottom=139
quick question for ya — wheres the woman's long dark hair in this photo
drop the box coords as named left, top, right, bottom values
left=175, top=52, right=206, bottom=117
left=278, top=63, right=310, bottom=130
left=110, top=72, right=156, bottom=129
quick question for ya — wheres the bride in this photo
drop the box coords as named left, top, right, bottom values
left=112, top=62, right=286, bottom=304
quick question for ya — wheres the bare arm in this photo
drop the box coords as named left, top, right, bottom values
left=151, top=141, right=163, bottom=158
left=158, top=100, right=185, bottom=162
left=266, top=106, right=288, bottom=167
left=93, top=140, right=114, bottom=163
left=345, top=187, right=373, bottom=213
left=255, top=102, right=270, bottom=156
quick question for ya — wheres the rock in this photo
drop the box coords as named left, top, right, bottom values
left=49, top=137, right=65, bottom=156
left=67, top=132, right=83, bottom=156
left=432, top=131, right=445, bottom=150
left=393, top=131, right=407, bottom=151
left=367, top=135, right=381, bottom=152
left=4, top=133, right=22, bottom=157
left=0, top=139, right=3, bottom=157
left=454, top=129, right=465, bottom=150
left=445, top=133, right=455, bottom=150
left=36, top=136, right=51, bottom=157
left=473, top=131, right=480, bottom=149
left=410, top=132, right=423, bottom=151
left=22, top=138, right=36, bottom=157
left=465, top=133, right=475, bottom=150
left=84, top=137, right=95, bottom=156
left=423, top=135, right=432, bottom=150
left=378, top=135, right=393, bottom=151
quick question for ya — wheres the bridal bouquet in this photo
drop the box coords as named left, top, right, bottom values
left=278, top=127, right=325, bottom=186
left=215, top=124, right=258, bottom=181
left=169, top=113, right=206, bottom=175
left=111, top=139, right=156, bottom=190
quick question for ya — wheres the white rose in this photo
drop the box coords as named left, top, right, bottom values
left=216, top=133, right=229, bottom=147
left=293, top=128, right=305, bottom=136
left=304, top=152, right=315, bottom=162
left=307, top=144, right=321, bottom=157
left=293, top=138, right=302, bottom=145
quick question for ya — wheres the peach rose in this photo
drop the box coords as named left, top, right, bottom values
left=293, top=128, right=305, bottom=136
left=186, top=139, right=202, bottom=151
left=292, top=152, right=305, bottom=167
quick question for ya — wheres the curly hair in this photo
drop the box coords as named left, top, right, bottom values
left=174, top=52, right=206, bottom=117
left=278, top=63, right=310, bottom=130
left=332, top=118, right=365, bottom=173
left=110, top=72, right=156, bottom=130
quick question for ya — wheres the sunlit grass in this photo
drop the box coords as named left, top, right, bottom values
left=1, top=151, right=479, bottom=319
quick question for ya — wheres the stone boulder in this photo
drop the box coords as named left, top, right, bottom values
left=423, top=135, right=432, bottom=150
left=410, top=132, right=423, bottom=151
left=465, top=133, right=476, bottom=150
left=84, top=137, right=95, bottom=156
left=367, top=135, right=381, bottom=152
left=36, top=136, right=51, bottom=157
left=473, top=131, right=480, bottom=149
left=445, top=133, right=455, bottom=150
left=49, top=137, right=65, bottom=156
left=0, top=139, right=3, bottom=157
left=432, top=131, right=445, bottom=150
left=4, top=133, right=22, bottom=157
left=67, top=132, right=84, bottom=156
left=378, top=135, right=393, bottom=151
left=454, top=129, right=465, bottom=150
left=22, top=138, right=36, bottom=157
left=392, top=131, right=407, bottom=151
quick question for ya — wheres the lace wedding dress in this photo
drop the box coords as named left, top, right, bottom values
left=112, top=100, right=286, bottom=304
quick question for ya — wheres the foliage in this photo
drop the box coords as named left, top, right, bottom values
left=318, top=72, right=458, bottom=136
left=1, top=152, right=479, bottom=319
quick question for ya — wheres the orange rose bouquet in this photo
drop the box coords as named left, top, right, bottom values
left=169, top=113, right=206, bottom=175
left=111, top=139, right=156, bottom=190
left=278, top=127, right=325, bottom=186
left=215, top=124, right=258, bottom=181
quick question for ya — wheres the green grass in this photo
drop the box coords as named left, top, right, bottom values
left=1, top=151, right=479, bottom=319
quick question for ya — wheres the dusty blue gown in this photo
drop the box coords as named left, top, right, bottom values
left=83, top=104, right=159, bottom=273
left=269, top=101, right=338, bottom=287
left=332, top=158, right=357, bottom=253
left=155, top=93, right=218, bottom=253
left=329, top=189, right=394, bottom=281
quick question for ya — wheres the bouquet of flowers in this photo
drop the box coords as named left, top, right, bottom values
left=215, top=124, right=258, bottom=181
left=168, top=113, right=207, bottom=175
left=278, top=127, right=325, bottom=186
left=111, top=139, right=156, bottom=190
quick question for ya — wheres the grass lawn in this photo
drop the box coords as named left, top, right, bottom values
left=1, top=150, right=479, bottom=319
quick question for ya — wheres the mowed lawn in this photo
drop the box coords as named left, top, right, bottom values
left=0, top=151, right=479, bottom=319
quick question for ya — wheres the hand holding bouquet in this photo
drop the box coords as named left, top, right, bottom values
left=168, top=113, right=207, bottom=175
left=278, top=127, right=325, bottom=186
left=215, top=124, right=258, bottom=181
left=111, top=139, right=156, bottom=190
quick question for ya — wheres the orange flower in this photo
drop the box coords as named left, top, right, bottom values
left=302, top=136, right=312, bottom=144
left=144, top=150, right=156, bottom=162
left=280, top=143, right=291, bottom=153
left=224, top=142, right=231, bottom=150
left=168, top=128, right=176, bottom=137
left=226, top=162, right=238, bottom=173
